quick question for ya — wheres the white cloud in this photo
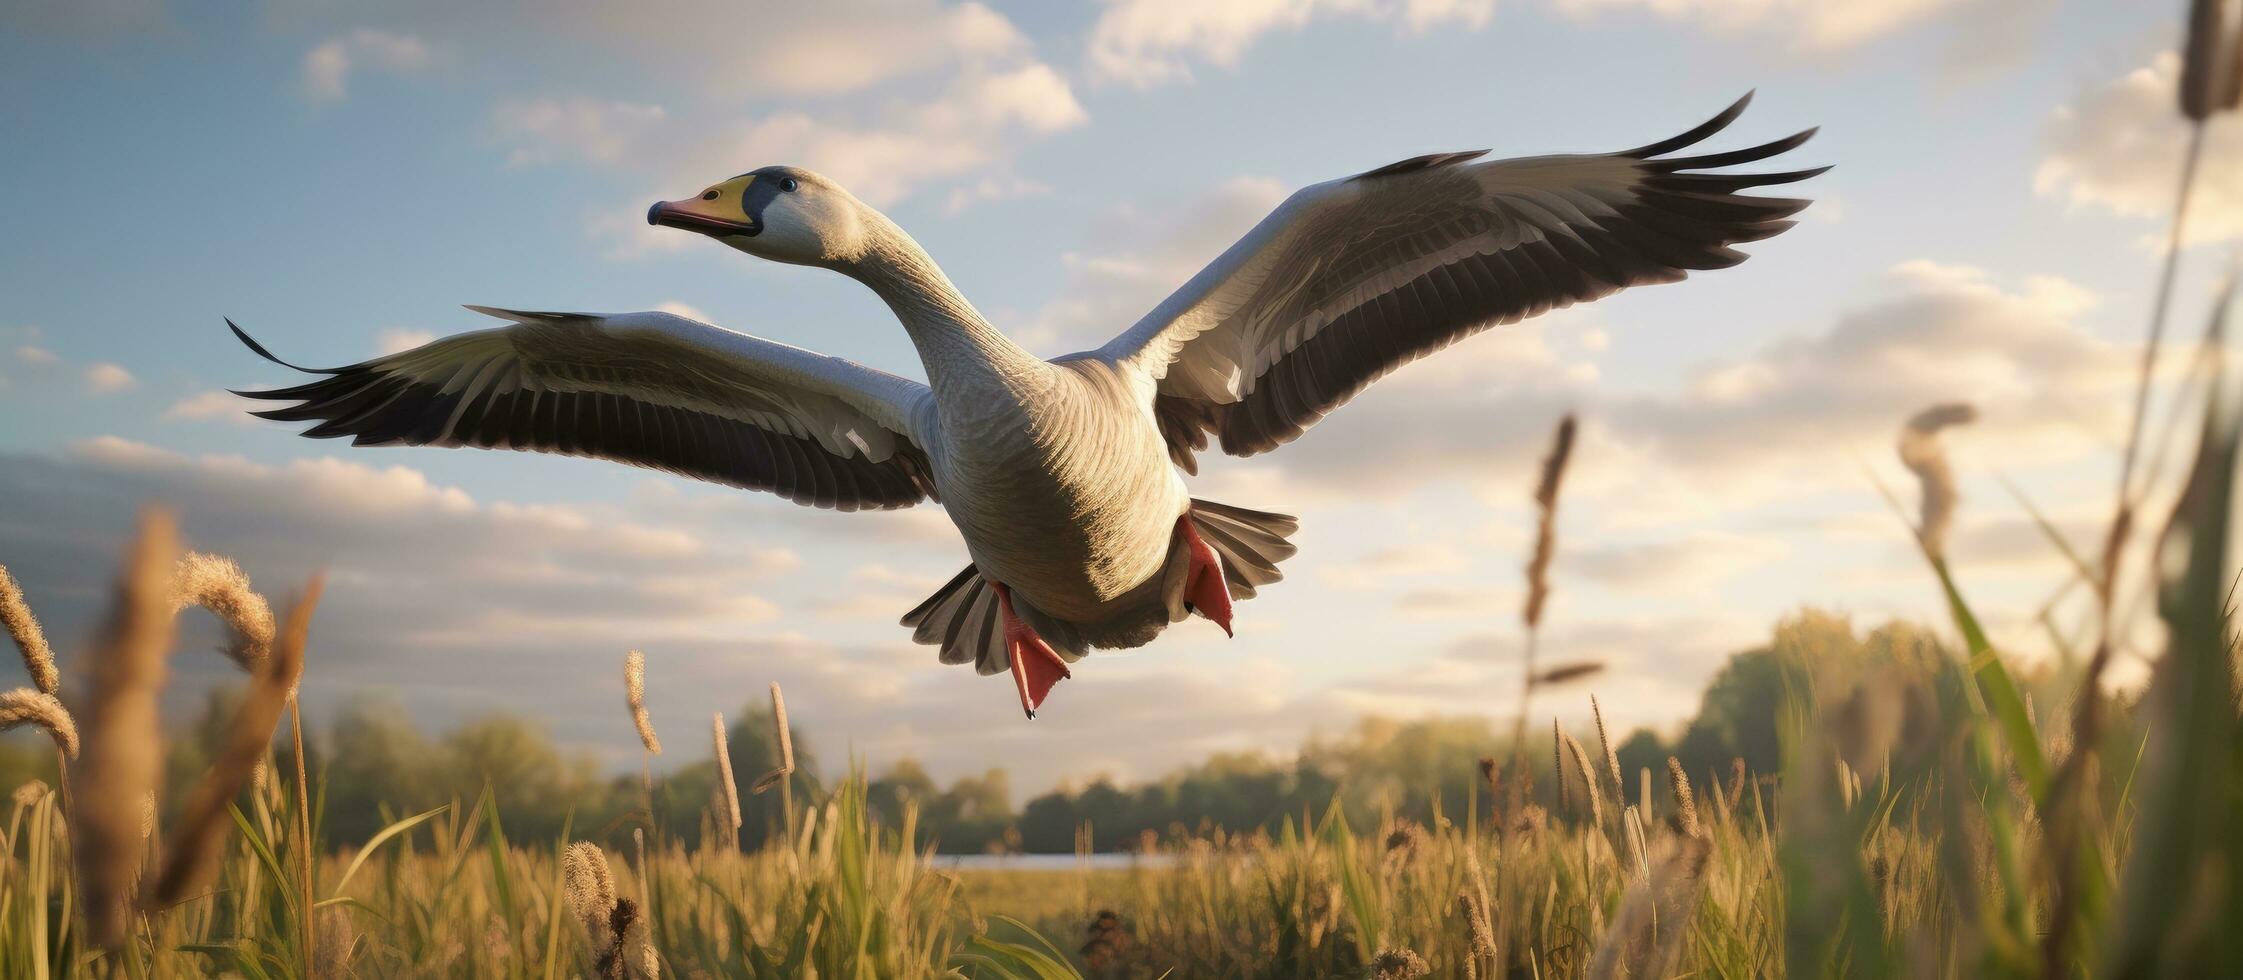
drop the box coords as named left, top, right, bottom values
left=1320, top=541, right=1471, bottom=590
left=473, top=20, right=1086, bottom=250
left=15, top=345, right=57, bottom=365
left=162, top=390, right=258, bottom=425
left=2037, top=51, right=2243, bottom=245
left=1611, top=260, right=2130, bottom=483
left=1087, top=0, right=1495, bottom=88
left=1549, top=0, right=1971, bottom=50
left=301, top=29, right=432, bottom=105
left=1019, top=176, right=1289, bottom=352
left=490, top=98, right=668, bottom=168
left=374, top=328, right=436, bottom=355
left=943, top=175, right=1052, bottom=215
left=1566, top=531, right=1790, bottom=593
left=83, top=362, right=135, bottom=394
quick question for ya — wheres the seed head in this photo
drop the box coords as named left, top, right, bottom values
left=0, top=688, right=79, bottom=757
left=624, top=650, right=660, bottom=755
left=0, top=565, right=57, bottom=695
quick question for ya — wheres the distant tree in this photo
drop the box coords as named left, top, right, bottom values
left=317, top=695, right=441, bottom=845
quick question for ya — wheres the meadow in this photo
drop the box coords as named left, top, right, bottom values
left=5, top=8, right=2243, bottom=978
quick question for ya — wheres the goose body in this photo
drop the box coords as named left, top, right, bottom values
left=235, top=95, right=1823, bottom=718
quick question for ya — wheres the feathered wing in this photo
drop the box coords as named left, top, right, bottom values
left=233, top=307, right=937, bottom=511
left=1096, top=93, right=1825, bottom=472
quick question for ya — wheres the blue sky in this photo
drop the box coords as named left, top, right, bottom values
left=1, top=0, right=2233, bottom=798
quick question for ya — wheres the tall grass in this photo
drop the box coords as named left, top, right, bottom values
left=1, top=6, right=2239, bottom=976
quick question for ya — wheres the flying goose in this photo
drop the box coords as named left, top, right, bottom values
left=234, top=95, right=1822, bottom=719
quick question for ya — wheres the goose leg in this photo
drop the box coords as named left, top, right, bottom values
left=994, top=583, right=1070, bottom=719
left=1176, top=515, right=1234, bottom=637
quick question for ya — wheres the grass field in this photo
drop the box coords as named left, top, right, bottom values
left=5, top=9, right=2243, bottom=977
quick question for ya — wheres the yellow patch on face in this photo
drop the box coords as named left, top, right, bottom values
left=674, top=174, right=756, bottom=220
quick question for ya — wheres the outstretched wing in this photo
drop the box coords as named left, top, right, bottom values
left=1095, top=94, right=1825, bottom=472
left=234, top=307, right=938, bottom=511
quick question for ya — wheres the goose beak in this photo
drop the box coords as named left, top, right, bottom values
left=647, top=175, right=762, bottom=237
left=647, top=198, right=761, bottom=238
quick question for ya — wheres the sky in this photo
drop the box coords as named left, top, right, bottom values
left=0, top=0, right=2236, bottom=800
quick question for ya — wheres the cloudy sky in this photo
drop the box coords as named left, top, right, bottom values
left=0, top=0, right=2233, bottom=798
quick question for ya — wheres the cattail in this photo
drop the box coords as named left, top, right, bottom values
left=751, top=683, right=794, bottom=794
left=711, top=713, right=741, bottom=829
left=1562, top=732, right=1605, bottom=827
left=622, top=650, right=661, bottom=755
left=1591, top=694, right=1623, bottom=797
left=0, top=688, right=79, bottom=757
left=171, top=552, right=276, bottom=674
left=1523, top=415, right=1577, bottom=631
left=0, top=565, right=57, bottom=694
left=149, top=579, right=316, bottom=907
left=72, top=509, right=181, bottom=947
left=2181, top=0, right=2239, bottom=120
left=1897, top=402, right=1976, bottom=560
left=1667, top=756, right=1700, bottom=838
left=564, top=841, right=618, bottom=950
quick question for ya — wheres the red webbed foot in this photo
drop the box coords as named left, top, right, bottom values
left=1176, top=515, right=1234, bottom=637
left=994, top=583, right=1071, bottom=719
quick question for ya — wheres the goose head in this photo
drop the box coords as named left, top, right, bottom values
left=647, top=166, right=868, bottom=267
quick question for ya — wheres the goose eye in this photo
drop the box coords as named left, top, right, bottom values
left=700, top=189, right=719, bottom=201
left=779, top=177, right=800, bottom=192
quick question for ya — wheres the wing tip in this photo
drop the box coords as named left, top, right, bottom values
left=227, top=318, right=337, bottom=375
left=1621, top=91, right=1758, bottom=159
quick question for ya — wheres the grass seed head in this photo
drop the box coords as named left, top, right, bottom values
left=752, top=682, right=795, bottom=794
left=1897, top=402, right=1976, bottom=561
left=149, top=579, right=318, bottom=907
left=2181, top=0, right=2240, bottom=119
left=711, top=712, right=741, bottom=829
left=1564, top=732, right=1606, bottom=827
left=11, top=779, right=50, bottom=808
left=1667, top=756, right=1701, bottom=838
left=313, top=906, right=358, bottom=978
left=72, top=508, right=181, bottom=947
left=565, top=841, right=619, bottom=946
left=624, top=650, right=660, bottom=755
left=0, top=564, right=57, bottom=695
left=0, top=687, right=80, bottom=757
left=1592, top=694, right=1623, bottom=796
left=1523, top=414, right=1578, bottom=631
left=171, top=552, right=276, bottom=675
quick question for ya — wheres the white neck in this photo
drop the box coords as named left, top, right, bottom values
left=840, top=211, right=1048, bottom=402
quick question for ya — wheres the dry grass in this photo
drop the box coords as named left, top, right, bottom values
left=0, top=689, right=78, bottom=758
left=170, top=551, right=276, bottom=675
left=69, top=509, right=181, bottom=947
left=624, top=650, right=661, bottom=756
left=0, top=564, right=57, bottom=695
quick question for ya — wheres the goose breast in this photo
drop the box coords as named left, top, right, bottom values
left=933, top=359, right=1189, bottom=622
